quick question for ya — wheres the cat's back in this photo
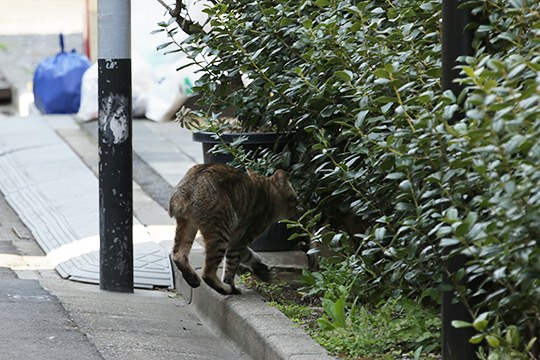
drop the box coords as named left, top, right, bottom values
left=180, top=163, right=246, bottom=190
left=169, top=163, right=248, bottom=216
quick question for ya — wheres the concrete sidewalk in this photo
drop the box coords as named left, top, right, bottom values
left=0, top=114, right=333, bottom=359
left=0, top=145, right=248, bottom=360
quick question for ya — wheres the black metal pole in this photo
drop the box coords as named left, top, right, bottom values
left=441, top=1, right=476, bottom=358
left=442, top=0, right=474, bottom=116
left=98, top=0, right=133, bottom=292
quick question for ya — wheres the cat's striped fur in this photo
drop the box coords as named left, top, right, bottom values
left=169, top=163, right=297, bottom=295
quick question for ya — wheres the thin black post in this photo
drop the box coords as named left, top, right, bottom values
left=98, top=0, right=133, bottom=292
left=441, top=1, right=476, bottom=358
left=442, top=0, right=474, bottom=113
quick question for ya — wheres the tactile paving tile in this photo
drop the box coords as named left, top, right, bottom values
left=0, top=116, right=173, bottom=288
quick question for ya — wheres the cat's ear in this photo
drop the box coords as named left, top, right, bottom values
left=272, top=169, right=288, bottom=188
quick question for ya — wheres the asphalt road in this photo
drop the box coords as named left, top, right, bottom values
left=0, top=278, right=104, bottom=359
left=0, top=194, right=104, bottom=360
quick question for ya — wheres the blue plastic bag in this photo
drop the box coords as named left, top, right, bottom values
left=33, top=34, right=90, bottom=114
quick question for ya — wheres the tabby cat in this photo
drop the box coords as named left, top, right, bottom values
left=169, top=163, right=297, bottom=295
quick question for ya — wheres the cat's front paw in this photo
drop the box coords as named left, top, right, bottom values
left=223, top=277, right=242, bottom=295
left=203, top=275, right=240, bottom=295
left=173, top=260, right=201, bottom=288
left=217, top=283, right=241, bottom=295
left=183, top=272, right=201, bottom=288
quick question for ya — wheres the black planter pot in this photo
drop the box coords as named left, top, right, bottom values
left=250, top=222, right=294, bottom=252
left=192, top=130, right=294, bottom=252
left=192, top=131, right=287, bottom=164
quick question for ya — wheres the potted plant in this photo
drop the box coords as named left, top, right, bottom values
left=155, top=0, right=297, bottom=251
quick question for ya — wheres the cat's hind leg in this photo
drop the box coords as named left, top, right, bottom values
left=222, top=243, right=249, bottom=294
left=172, top=217, right=200, bottom=288
left=240, top=247, right=272, bottom=282
left=199, top=230, right=237, bottom=295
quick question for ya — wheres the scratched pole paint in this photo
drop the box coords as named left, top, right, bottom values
left=98, top=0, right=133, bottom=292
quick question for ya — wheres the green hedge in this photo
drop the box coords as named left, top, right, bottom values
left=161, top=0, right=540, bottom=357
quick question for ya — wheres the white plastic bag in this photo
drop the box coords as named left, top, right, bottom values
left=144, top=63, right=198, bottom=122
left=76, top=54, right=153, bottom=121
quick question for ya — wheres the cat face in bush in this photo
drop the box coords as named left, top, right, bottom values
left=248, top=168, right=297, bottom=220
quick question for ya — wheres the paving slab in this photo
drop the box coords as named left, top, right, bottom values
left=0, top=115, right=173, bottom=288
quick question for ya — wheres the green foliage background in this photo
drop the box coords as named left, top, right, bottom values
left=160, top=0, right=540, bottom=357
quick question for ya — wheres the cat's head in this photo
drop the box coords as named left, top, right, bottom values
left=254, top=169, right=297, bottom=220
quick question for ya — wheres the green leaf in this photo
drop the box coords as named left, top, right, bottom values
left=320, top=105, right=336, bottom=118
left=466, top=109, right=484, bottom=121
left=440, top=238, right=460, bottom=247
left=508, top=63, right=526, bottom=78
left=322, top=298, right=335, bottom=319
left=374, top=69, right=389, bottom=79
left=454, top=222, right=469, bottom=238
left=526, top=337, right=538, bottom=351
left=315, top=0, right=330, bottom=7
left=452, top=320, right=472, bottom=328
left=385, top=172, right=405, bottom=180
left=505, top=325, right=520, bottom=347
left=399, top=180, right=412, bottom=191
left=504, top=134, right=526, bottom=155
left=413, top=346, right=423, bottom=360
left=465, top=212, right=478, bottom=227
left=485, top=335, right=501, bottom=348
left=462, top=66, right=476, bottom=78
left=417, top=91, right=433, bottom=104
left=444, top=104, right=460, bottom=120
left=156, top=41, right=174, bottom=51
left=375, top=227, right=386, bottom=240
left=164, top=49, right=182, bottom=55
left=445, top=208, right=459, bottom=221
left=469, top=334, right=485, bottom=344
left=302, top=269, right=316, bottom=286
left=473, top=312, right=489, bottom=331
left=508, top=0, right=524, bottom=9
left=317, top=317, right=334, bottom=331
left=355, top=110, right=369, bottom=128
left=333, top=298, right=347, bottom=328
left=380, top=103, right=393, bottom=114
left=472, top=319, right=489, bottom=332
left=335, top=70, right=353, bottom=82
left=302, top=19, right=313, bottom=29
